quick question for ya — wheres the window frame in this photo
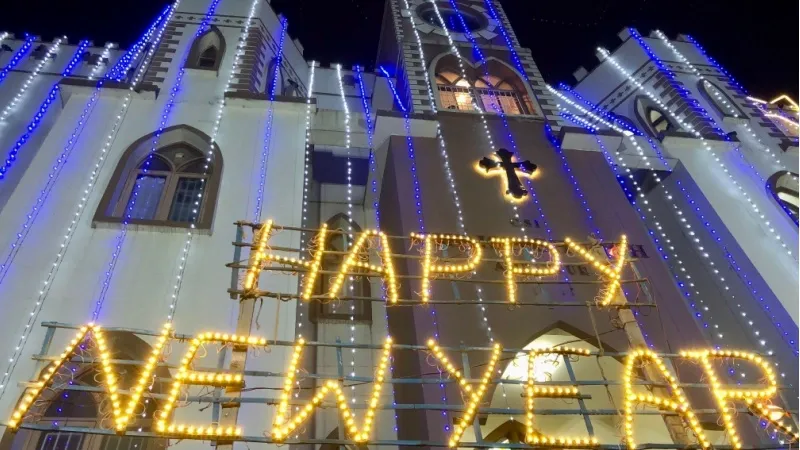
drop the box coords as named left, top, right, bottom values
left=434, top=70, right=531, bottom=116
left=184, top=26, right=226, bottom=72
left=93, top=126, right=223, bottom=232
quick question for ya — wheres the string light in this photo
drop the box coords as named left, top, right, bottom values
left=0, top=39, right=95, bottom=288
left=426, top=339, right=501, bottom=447
left=525, top=347, right=598, bottom=447
left=9, top=323, right=172, bottom=432
left=106, top=5, right=173, bottom=81
left=413, top=233, right=482, bottom=303
left=272, top=336, right=393, bottom=442
left=623, top=348, right=711, bottom=449
left=166, top=0, right=259, bottom=322
left=606, top=34, right=796, bottom=262
left=243, top=220, right=274, bottom=293
left=0, top=36, right=35, bottom=88
left=0, top=37, right=63, bottom=122
left=0, top=5, right=175, bottom=399
left=92, top=0, right=222, bottom=323
left=156, top=331, right=266, bottom=437
left=564, top=235, right=627, bottom=306
left=253, top=16, right=287, bottom=222
left=88, top=42, right=115, bottom=80
left=296, top=61, right=316, bottom=338
left=551, top=85, right=795, bottom=363
left=0, top=39, right=84, bottom=181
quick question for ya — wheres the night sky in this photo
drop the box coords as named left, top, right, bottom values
left=1, top=0, right=797, bottom=99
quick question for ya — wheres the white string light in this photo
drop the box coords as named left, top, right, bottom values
left=0, top=3, right=177, bottom=399
left=166, top=0, right=263, bottom=322
left=253, top=16, right=288, bottom=222
left=88, top=42, right=115, bottom=81
left=599, top=43, right=796, bottom=262
left=0, top=37, right=63, bottom=123
left=653, top=30, right=794, bottom=188
left=335, top=62, right=359, bottom=407
left=297, top=61, right=316, bottom=339
left=550, top=86, right=790, bottom=382
left=0, top=36, right=36, bottom=88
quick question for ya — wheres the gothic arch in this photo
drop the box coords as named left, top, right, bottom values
left=185, top=26, right=226, bottom=71
left=697, top=79, right=746, bottom=119
left=319, top=427, right=368, bottom=450
left=633, top=95, right=680, bottom=139
left=93, top=124, right=223, bottom=231
left=428, top=51, right=536, bottom=115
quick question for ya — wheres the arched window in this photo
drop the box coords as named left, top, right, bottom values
left=634, top=96, right=679, bottom=138
left=310, top=214, right=373, bottom=324
left=767, top=171, right=799, bottom=224
left=698, top=79, right=746, bottom=118
left=185, top=26, right=225, bottom=71
left=94, top=125, right=223, bottom=231
left=433, top=55, right=534, bottom=115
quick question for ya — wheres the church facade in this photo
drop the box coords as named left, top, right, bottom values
left=0, top=1, right=796, bottom=450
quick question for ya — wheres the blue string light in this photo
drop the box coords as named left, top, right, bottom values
left=107, top=5, right=173, bottom=81
left=92, top=0, right=221, bottom=321
left=556, top=88, right=797, bottom=369
left=0, top=40, right=89, bottom=179
left=0, top=36, right=35, bottom=88
left=379, top=64, right=453, bottom=434
left=253, top=16, right=288, bottom=222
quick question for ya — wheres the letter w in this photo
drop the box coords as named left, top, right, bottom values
left=271, top=336, right=393, bottom=443
left=8, top=323, right=171, bottom=433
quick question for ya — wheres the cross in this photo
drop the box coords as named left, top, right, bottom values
left=477, top=148, right=537, bottom=201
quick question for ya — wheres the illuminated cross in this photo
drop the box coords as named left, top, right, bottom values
left=478, top=148, right=538, bottom=201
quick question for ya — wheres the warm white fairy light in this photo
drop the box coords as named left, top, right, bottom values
left=0, top=37, right=63, bottom=123
left=0, top=2, right=178, bottom=399
left=165, top=0, right=260, bottom=322
left=296, top=62, right=316, bottom=339
left=654, top=30, right=794, bottom=182
left=550, top=85, right=785, bottom=379
left=599, top=46, right=796, bottom=262
left=88, top=42, right=114, bottom=81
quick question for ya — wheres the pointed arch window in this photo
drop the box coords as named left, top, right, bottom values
left=186, top=26, right=226, bottom=71
left=433, top=57, right=533, bottom=115
left=634, top=96, right=679, bottom=138
left=767, top=171, right=799, bottom=224
left=94, top=125, right=223, bottom=231
left=698, top=79, right=746, bottom=118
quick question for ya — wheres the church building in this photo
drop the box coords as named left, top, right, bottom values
left=0, top=1, right=795, bottom=450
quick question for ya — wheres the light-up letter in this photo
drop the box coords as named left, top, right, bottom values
left=564, top=234, right=628, bottom=306
left=426, top=339, right=501, bottom=447
left=272, top=336, right=393, bottom=442
left=413, top=233, right=483, bottom=303
left=490, top=237, right=560, bottom=304
left=525, top=347, right=598, bottom=447
left=243, top=220, right=275, bottom=295
left=681, top=349, right=798, bottom=447
left=9, top=323, right=171, bottom=433
left=623, top=349, right=710, bottom=449
left=156, top=332, right=268, bottom=438
left=325, top=229, right=399, bottom=304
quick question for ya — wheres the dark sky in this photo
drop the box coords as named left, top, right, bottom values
left=1, top=0, right=797, bottom=99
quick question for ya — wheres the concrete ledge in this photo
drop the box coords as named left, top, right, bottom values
left=223, top=91, right=313, bottom=112
left=59, top=78, right=160, bottom=101
left=662, top=131, right=737, bottom=154
left=559, top=126, right=624, bottom=153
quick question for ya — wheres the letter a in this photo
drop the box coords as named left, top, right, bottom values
left=9, top=323, right=172, bottom=434
left=681, top=349, right=798, bottom=447
left=426, top=339, right=501, bottom=447
left=564, top=234, right=628, bottom=306
left=272, top=336, right=393, bottom=442
left=623, top=349, right=710, bottom=449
